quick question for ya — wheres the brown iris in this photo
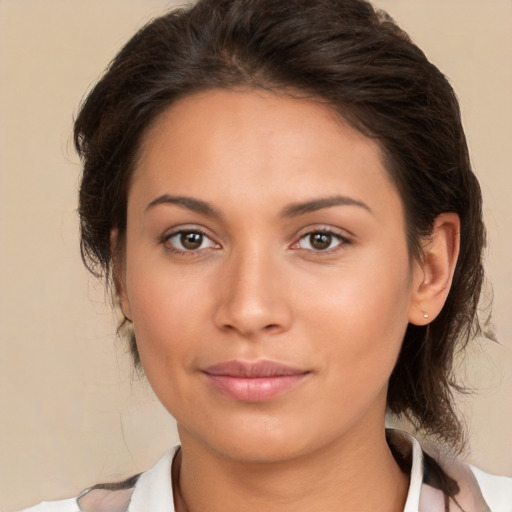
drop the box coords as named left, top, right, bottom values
left=309, top=232, right=333, bottom=250
left=180, top=232, right=203, bottom=250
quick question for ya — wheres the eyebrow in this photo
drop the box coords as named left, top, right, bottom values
left=280, top=195, right=372, bottom=217
left=146, top=194, right=221, bottom=217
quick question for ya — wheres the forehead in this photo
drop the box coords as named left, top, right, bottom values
left=131, top=88, right=401, bottom=220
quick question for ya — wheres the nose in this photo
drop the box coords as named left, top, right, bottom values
left=213, top=247, right=293, bottom=339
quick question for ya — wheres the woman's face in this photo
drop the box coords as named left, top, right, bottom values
left=119, top=89, right=422, bottom=462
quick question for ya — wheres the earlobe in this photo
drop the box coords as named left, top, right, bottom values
left=409, top=213, right=460, bottom=325
left=110, top=229, right=132, bottom=321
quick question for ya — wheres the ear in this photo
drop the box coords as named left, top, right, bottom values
left=408, top=213, right=460, bottom=325
left=110, top=229, right=132, bottom=321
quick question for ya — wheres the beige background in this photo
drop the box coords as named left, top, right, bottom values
left=0, top=1, right=511, bottom=510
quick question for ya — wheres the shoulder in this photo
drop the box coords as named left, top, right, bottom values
left=387, top=429, right=512, bottom=512
left=418, top=434, right=512, bottom=512
left=19, top=448, right=178, bottom=512
left=19, top=498, right=79, bottom=512
left=470, top=464, right=512, bottom=512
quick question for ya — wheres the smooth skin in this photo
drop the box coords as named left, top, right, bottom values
left=115, top=89, right=460, bottom=512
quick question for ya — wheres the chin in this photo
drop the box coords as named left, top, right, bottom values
left=214, top=436, right=313, bottom=464
left=178, top=412, right=334, bottom=465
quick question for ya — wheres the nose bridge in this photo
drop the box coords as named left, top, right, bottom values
left=214, top=239, right=291, bottom=336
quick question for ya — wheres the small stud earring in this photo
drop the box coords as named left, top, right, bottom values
left=423, top=313, right=429, bottom=319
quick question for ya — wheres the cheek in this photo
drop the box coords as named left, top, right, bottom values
left=299, top=249, right=412, bottom=390
left=125, top=270, right=213, bottom=420
left=124, top=258, right=208, bottom=371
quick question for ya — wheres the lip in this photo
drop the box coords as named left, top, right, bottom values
left=202, top=360, right=311, bottom=402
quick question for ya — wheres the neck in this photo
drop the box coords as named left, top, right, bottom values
left=173, top=425, right=409, bottom=512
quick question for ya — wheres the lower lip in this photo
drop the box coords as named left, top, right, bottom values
left=204, top=374, right=309, bottom=402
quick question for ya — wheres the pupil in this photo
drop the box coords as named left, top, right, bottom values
left=311, top=233, right=331, bottom=250
left=181, top=232, right=202, bottom=250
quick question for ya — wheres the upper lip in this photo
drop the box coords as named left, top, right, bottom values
left=202, top=360, right=309, bottom=378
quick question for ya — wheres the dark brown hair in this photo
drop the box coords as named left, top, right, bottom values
left=74, top=0, right=485, bottom=452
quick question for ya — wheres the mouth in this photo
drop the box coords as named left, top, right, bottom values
left=201, top=360, right=311, bottom=402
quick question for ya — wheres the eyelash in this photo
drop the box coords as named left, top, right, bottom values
left=160, top=227, right=351, bottom=256
left=161, top=228, right=218, bottom=256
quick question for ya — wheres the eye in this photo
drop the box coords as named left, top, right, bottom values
left=296, top=230, right=346, bottom=252
left=164, top=230, right=218, bottom=253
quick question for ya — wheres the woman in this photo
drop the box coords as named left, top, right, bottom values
left=23, top=0, right=511, bottom=510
